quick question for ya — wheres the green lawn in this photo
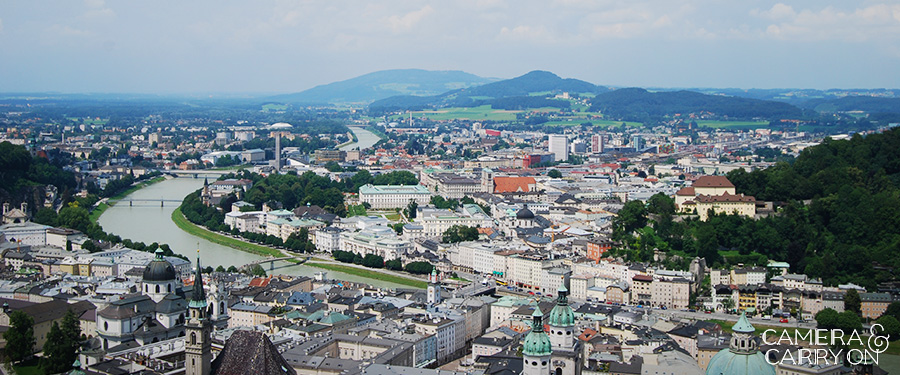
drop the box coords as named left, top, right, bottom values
left=383, top=213, right=402, bottom=221
left=347, top=204, right=368, bottom=217
left=12, top=358, right=41, bottom=375
left=305, top=262, right=427, bottom=289
left=391, top=105, right=520, bottom=121
left=170, top=207, right=283, bottom=257
left=262, top=103, right=288, bottom=112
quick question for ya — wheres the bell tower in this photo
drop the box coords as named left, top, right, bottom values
left=427, top=268, right=441, bottom=305
left=185, top=253, right=212, bottom=375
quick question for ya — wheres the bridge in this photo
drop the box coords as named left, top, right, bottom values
left=244, top=256, right=311, bottom=271
left=166, top=170, right=233, bottom=178
left=107, top=198, right=183, bottom=207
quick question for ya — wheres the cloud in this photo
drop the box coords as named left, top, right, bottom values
left=83, top=0, right=115, bottom=19
left=384, top=5, right=434, bottom=34
left=498, top=25, right=553, bottom=42
left=758, top=3, right=900, bottom=41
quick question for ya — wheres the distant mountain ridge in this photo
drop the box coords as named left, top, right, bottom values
left=370, top=70, right=609, bottom=111
left=268, top=69, right=496, bottom=104
left=589, top=88, right=804, bottom=119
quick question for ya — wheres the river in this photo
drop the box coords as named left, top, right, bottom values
left=339, top=126, right=381, bottom=151
left=98, top=176, right=412, bottom=289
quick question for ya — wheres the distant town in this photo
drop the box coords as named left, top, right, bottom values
left=0, top=83, right=898, bottom=375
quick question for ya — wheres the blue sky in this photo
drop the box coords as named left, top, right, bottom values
left=1, top=0, right=898, bottom=93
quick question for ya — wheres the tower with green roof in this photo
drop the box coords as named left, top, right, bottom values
left=522, top=308, right=552, bottom=375
left=185, top=253, right=212, bottom=375
left=706, top=312, right=775, bottom=375
left=548, top=284, right=576, bottom=350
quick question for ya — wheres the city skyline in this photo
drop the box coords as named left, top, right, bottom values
left=1, top=0, right=899, bottom=93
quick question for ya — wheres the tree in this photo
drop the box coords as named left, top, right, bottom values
left=4, top=310, right=35, bottom=363
left=844, top=289, right=861, bottom=314
left=815, top=308, right=839, bottom=329
left=836, top=311, right=863, bottom=333
left=547, top=169, right=562, bottom=178
left=57, top=204, right=91, bottom=232
left=385, top=258, right=403, bottom=271
left=875, top=315, right=900, bottom=341
left=226, top=265, right=238, bottom=273
left=442, top=225, right=479, bottom=244
left=33, top=207, right=59, bottom=226
left=249, top=264, right=267, bottom=277
left=612, top=200, right=648, bottom=239
left=215, top=265, right=226, bottom=273
left=40, top=310, right=81, bottom=374
left=885, top=302, right=900, bottom=321
left=404, top=200, right=418, bottom=219
left=362, top=254, right=384, bottom=268
left=404, top=261, right=434, bottom=275
left=721, top=297, right=735, bottom=312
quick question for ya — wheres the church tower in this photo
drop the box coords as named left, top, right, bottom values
left=547, top=284, right=582, bottom=375
left=185, top=254, right=212, bottom=375
left=427, top=268, right=441, bottom=305
left=207, top=276, right=231, bottom=330
left=481, top=168, right=493, bottom=193
left=201, top=178, right=210, bottom=207
left=522, top=308, right=552, bottom=375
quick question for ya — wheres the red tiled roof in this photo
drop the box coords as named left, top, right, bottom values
left=692, top=176, right=734, bottom=188
left=675, top=187, right=695, bottom=196
left=579, top=328, right=598, bottom=341
left=633, top=274, right=653, bottom=282
left=493, top=176, right=536, bottom=193
left=249, top=276, right=271, bottom=287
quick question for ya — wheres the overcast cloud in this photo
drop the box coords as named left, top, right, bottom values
left=0, top=0, right=898, bottom=93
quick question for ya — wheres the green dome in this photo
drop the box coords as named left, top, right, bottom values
left=548, top=284, right=575, bottom=327
left=523, top=309, right=552, bottom=357
left=705, top=349, right=774, bottom=375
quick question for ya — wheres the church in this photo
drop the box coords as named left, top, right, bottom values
left=521, top=284, right=583, bottom=375
left=96, top=249, right=229, bottom=350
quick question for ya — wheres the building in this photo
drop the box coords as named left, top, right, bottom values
left=340, top=226, right=411, bottom=261
left=705, top=312, right=775, bottom=375
left=185, top=255, right=212, bottom=375
left=521, top=285, right=583, bottom=375
left=315, top=226, right=343, bottom=253
left=359, top=184, right=431, bottom=210
left=548, top=135, right=569, bottom=163
left=860, top=292, right=892, bottom=319
left=96, top=249, right=190, bottom=350
left=492, top=176, right=536, bottom=194
left=585, top=238, right=612, bottom=262
left=674, top=176, right=756, bottom=221
left=417, top=205, right=493, bottom=238
left=315, top=149, right=346, bottom=162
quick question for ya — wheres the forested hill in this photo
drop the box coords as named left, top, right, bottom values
left=369, top=70, right=607, bottom=111
left=0, top=142, right=76, bottom=208
left=725, top=128, right=900, bottom=287
left=588, top=88, right=804, bottom=120
left=269, top=69, right=495, bottom=104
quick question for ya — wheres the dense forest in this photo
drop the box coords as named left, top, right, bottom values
left=588, top=88, right=804, bottom=121
left=613, top=128, right=900, bottom=289
left=0, top=142, right=77, bottom=208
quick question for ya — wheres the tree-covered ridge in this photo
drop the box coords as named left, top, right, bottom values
left=588, top=88, right=804, bottom=120
left=723, top=128, right=900, bottom=288
left=0, top=141, right=77, bottom=206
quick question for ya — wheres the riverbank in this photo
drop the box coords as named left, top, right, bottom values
left=305, top=262, right=427, bottom=289
left=170, top=207, right=283, bottom=257
left=89, top=176, right=168, bottom=223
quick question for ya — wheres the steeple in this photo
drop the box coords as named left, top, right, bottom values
left=189, top=252, right=207, bottom=310
left=548, top=283, right=575, bottom=350
left=522, top=308, right=552, bottom=375
left=185, top=249, right=212, bottom=375
left=427, top=268, right=441, bottom=305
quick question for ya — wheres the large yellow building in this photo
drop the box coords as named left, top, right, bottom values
left=675, top=176, right=756, bottom=221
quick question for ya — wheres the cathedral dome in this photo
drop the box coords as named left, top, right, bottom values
left=548, top=284, right=575, bottom=327
left=143, top=249, right=177, bottom=282
left=706, top=312, right=775, bottom=375
left=523, top=309, right=552, bottom=357
left=516, top=207, right=535, bottom=219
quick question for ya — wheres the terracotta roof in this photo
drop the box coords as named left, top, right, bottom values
left=632, top=274, right=653, bottom=282
left=675, top=187, right=695, bottom=196
left=493, top=176, right=535, bottom=193
left=249, top=277, right=272, bottom=288
left=695, top=192, right=755, bottom=203
left=692, top=176, right=734, bottom=188
left=211, top=330, right=296, bottom=375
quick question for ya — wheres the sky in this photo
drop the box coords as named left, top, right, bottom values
left=1, top=0, right=899, bottom=94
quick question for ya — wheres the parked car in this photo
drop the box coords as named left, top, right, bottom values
left=779, top=318, right=789, bottom=323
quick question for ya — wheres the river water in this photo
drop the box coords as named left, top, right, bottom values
left=98, top=128, right=409, bottom=289
left=339, top=126, right=381, bottom=151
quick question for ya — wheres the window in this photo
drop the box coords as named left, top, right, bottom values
left=155, top=285, right=160, bottom=293
left=190, top=332, right=196, bottom=345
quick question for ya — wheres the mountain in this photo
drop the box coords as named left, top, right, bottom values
left=369, top=70, right=608, bottom=111
left=588, top=88, right=804, bottom=119
left=797, top=96, right=900, bottom=114
left=268, top=69, right=496, bottom=104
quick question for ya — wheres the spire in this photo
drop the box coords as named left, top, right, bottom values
left=190, top=248, right=207, bottom=308
left=531, top=307, right=545, bottom=332
left=557, top=283, right=569, bottom=305
left=203, top=177, right=209, bottom=187
left=732, top=311, right=755, bottom=333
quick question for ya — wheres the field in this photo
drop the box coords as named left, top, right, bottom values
left=262, top=103, right=288, bottom=112
left=170, top=207, right=283, bottom=257
left=305, top=262, right=427, bottom=289
left=347, top=204, right=367, bottom=217
left=695, top=120, right=770, bottom=129
left=390, top=105, right=520, bottom=121
left=67, top=117, right=108, bottom=125
left=542, top=119, right=642, bottom=127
